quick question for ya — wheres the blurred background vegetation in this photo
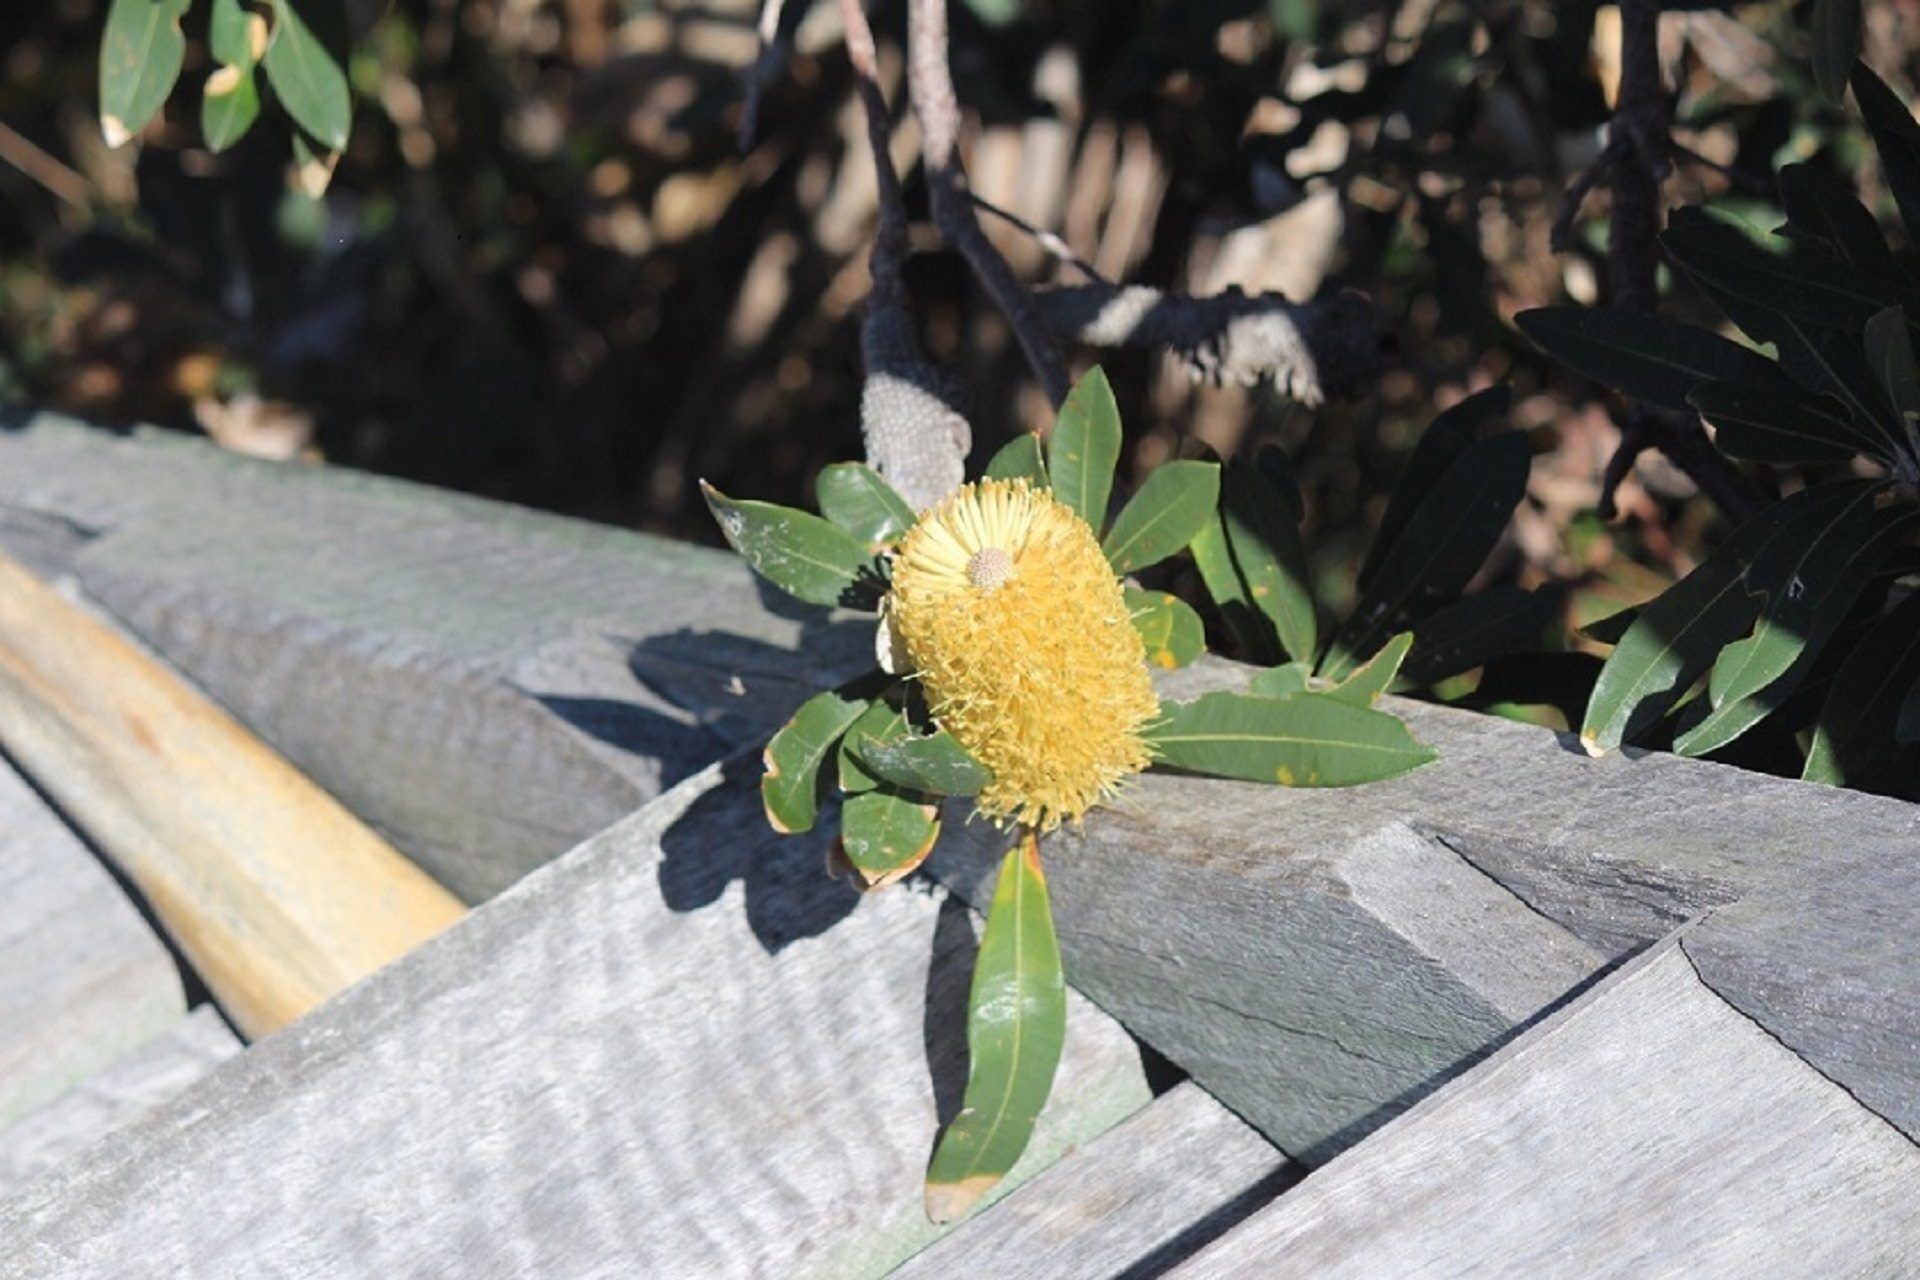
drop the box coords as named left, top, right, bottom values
left=0, top=0, right=1910, bottom=633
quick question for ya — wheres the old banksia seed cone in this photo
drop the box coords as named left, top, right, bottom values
left=887, top=478, right=1160, bottom=831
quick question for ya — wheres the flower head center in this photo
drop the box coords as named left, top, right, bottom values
left=966, top=546, right=1016, bottom=591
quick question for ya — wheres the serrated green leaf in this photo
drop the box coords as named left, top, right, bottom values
left=1323, top=431, right=1530, bottom=680
left=1516, top=306, right=1795, bottom=413
left=1101, top=460, right=1220, bottom=574
left=762, top=690, right=870, bottom=834
left=854, top=729, right=990, bottom=796
left=1048, top=367, right=1121, bottom=530
left=816, top=463, right=916, bottom=550
left=838, top=699, right=908, bottom=794
left=983, top=433, right=1049, bottom=486
left=263, top=0, right=353, bottom=152
left=1811, top=0, right=1861, bottom=102
left=703, top=481, right=883, bottom=608
left=1853, top=63, right=1920, bottom=250
left=1675, top=489, right=1907, bottom=757
left=1124, top=587, right=1205, bottom=670
left=1804, top=592, right=1920, bottom=786
left=1248, top=661, right=1312, bottom=699
left=1148, top=690, right=1436, bottom=786
left=1360, top=387, right=1510, bottom=593
left=1581, top=482, right=1870, bottom=753
left=1218, top=457, right=1317, bottom=663
left=840, top=789, right=940, bottom=889
left=1777, top=165, right=1899, bottom=279
left=1688, top=379, right=1869, bottom=463
left=1660, top=217, right=1898, bottom=333
left=1325, top=631, right=1413, bottom=706
left=99, top=0, right=191, bottom=146
left=925, top=835, right=1065, bottom=1224
left=1402, top=585, right=1560, bottom=685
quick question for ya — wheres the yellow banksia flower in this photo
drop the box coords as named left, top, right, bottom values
left=888, top=478, right=1160, bottom=831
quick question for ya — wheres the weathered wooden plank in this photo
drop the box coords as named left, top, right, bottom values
left=0, top=413, right=873, bottom=902
left=0, top=1007, right=239, bottom=1195
left=892, top=1082, right=1293, bottom=1279
left=0, top=753, right=1152, bottom=1277
left=0, top=757, right=183, bottom=1128
left=1173, top=937, right=1920, bottom=1278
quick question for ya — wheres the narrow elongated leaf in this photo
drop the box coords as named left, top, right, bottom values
left=1124, top=587, right=1205, bottom=670
left=925, top=836, right=1065, bottom=1223
left=1581, top=483, right=1867, bottom=753
left=1048, top=367, right=1121, bottom=529
left=1189, top=513, right=1274, bottom=663
left=1811, top=0, right=1862, bottom=102
left=1515, top=307, right=1793, bottom=413
left=855, top=730, right=990, bottom=796
left=702, top=482, right=881, bottom=608
left=1660, top=217, right=1898, bottom=334
left=1455, top=651, right=1604, bottom=731
left=1853, top=63, right=1920, bottom=250
left=1249, top=661, right=1312, bottom=699
left=1253, top=445, right=1304, bottom=525
left=1865, top=307, right=1920, bottom=449
left=263, top=0, right=352, bottom=151
left=1581, top=606, right=1639, bottom=646
left=1101, top=461, right=1220, bottom=573
left=1676, top=491, right=1906, bottom=756
left=1777, top=164, right=1899, bottom=279
left=1401, top=585, right=1558, bottom=684
left=840, top=789, right=940, bottom=889
left=1323, top=431, right=1530, bottom=680
left=838, top=699, right=908, bottom=794
left=1219, top=458, right=1318, bottom=663
left=1804, top=592, right=1920, bottom=786
left=1688, top=380, right=1865, bottom=463
left=1148, top=690, right=1436, bottom=786
left=816, top=463, right=916, bottom=549
left=1326, top=632, right=1413, bottom=706
left=1359, top=387, right=1510, bottom=592
left=99, top=0, right=191, bottom=146
left=762, top=690, right=870, bottom=834
left=983, top=434, right=1049, bottom=486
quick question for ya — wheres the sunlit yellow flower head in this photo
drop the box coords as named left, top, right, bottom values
left=888, top=478, right=1159, bottom=831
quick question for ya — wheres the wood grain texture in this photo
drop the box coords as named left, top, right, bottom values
left=1173, top=938, right=1920, bottom=1278
left=0, top=552, right=466, bottom=1038
left=0, top=756, right=182, bottom=1128
left=0, top=1007, right=238, bottom=1195
left=893, top=1081, right=1294, bottom=1279
left=0, top=753, right=1153, bottom=1277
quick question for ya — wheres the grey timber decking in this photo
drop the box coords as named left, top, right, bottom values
left=1173, top=936, right=1920, bottom=1278
left=0, top=754, right=182, bottom=1128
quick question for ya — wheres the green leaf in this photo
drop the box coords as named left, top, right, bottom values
left=816, top=463, right=916, bottom=550
left=1515, top=307, right=1794, bottom=413
left=1581, top=605, right=1639, bottom=646
left=1101, top=461, right=1220, bottom=574
left=1688, top=380, right=1867, bottom=463
left=1323, top=431, right=1530, bottom=680
left=762, top=690, right=870, bottom=834
left=201, top=0, right=265, bottom=153
left=1248, top=661, right=1312, bottom=699
left=925, top=836, right=1066, bottom=1224
left=1777, top=165, right=1899, bottom=279
left=1581, top=482, right=1869, bottom=753
left=289, top=128, right=340, bottom=198
left=1125, top=587, right=1205, bottom=670
left=1811, top=0, right=1861, bottom=102
left=1660, top=216, right=1898, bottom=334
left=854, top=730, right=990, bottom=796
left=1853, top=62, right=1920, bottom=250
left=1674, top=489, right=1906, bottom=757
left=1804, top=592, right=1920, bottom=786
left=1402, top=585, right=1561, bottom=685
left=702, top=481, right=882, bottom=608
left=1048, top=367, right=1122, bottom=530
left=1360, top=387, right=1510, bottom=593
left=1253, top=445, right=1304, bottom=525
left=1148, top=690, right=1436, bottom=786
left=840, top=789, right=940, bottom=889
left=1865, top=305, right=1920, bottom=437
left=1325, top=632, right=1413, bottom=706
left=838, top=699, right=908, bottom=794
left=263, top=0, right=353, bottom=152
left=1219, top=457, right=1318, bottom=663
left=98, top=0, right=191, bottom=147
left=983, top=434, right=1049, bottom=486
